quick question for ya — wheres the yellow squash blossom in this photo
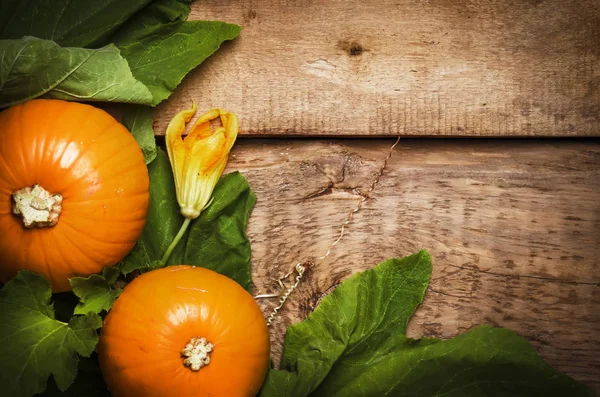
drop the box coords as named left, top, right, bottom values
left=166, top=103, right=238, bottom=219
left=159, top=103, right=238, bottom=266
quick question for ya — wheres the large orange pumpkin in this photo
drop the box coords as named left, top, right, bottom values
left=0, top=99, right=149, bottom=291
left=98, top=266, right=270, bottom=397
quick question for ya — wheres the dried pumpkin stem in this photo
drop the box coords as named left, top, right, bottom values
left=12, top=184, right=63, bottom=228
left=181, top=337, right=214, bottom=371
left=159, top=217, right=191, bottom=266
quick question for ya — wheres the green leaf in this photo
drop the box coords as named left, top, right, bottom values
left=69, top=267, right=122, bottom=315
left=0, top=1, right=20, bottom=32
left=0, top=0, right=152, bottom=48
left=108, top=0, right=193, bottom=43
left=0, top=1, right=239, bottom=107
left=179, top=172, right=257, bottom=291
left=122, top=105, right=157, bottom=164
left=0, top=271, right=102, bottom=397
left=113, top=6, right=241, bottom=105
left=119, top=149, right=181, bottom=275
left=260, top=251, right=594, bottom=397
left=119, top=149, right=256, bottom=291
left=0, top=37, right=153, bottom=108
left=41, top=354, right=109, bottom=397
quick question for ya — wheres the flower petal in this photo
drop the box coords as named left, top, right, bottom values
left=165, top=103, right=198, bottom=195
left=185, top=110, right=215, bottom=142
left=164, top=105, right=239, bottom=220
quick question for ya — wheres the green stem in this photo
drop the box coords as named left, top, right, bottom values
left=159, top=217, right=192, bottom=266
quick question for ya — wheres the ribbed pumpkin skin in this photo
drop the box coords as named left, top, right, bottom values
left=98, top=266, right=270, bottom=397
left=0, top=99, right=149, bottom=291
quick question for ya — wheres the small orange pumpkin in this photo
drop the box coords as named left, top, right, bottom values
left=0, top=99, right=149, bottom=291
left=98, top=266, right=270, bottom=397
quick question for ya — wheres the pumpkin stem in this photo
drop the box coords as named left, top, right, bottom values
left=181, top=337, right=214, bottom=371
left=12, top=184, right=63, bottom=228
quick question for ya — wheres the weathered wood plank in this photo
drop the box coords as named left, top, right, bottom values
left=223, top=139, right=600, bottom=388
left=154, top=0, right=600, bottom=137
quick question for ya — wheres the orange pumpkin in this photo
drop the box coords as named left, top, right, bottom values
left=98, top=266, right=270, bottom=397
left=0, top=99, right=149, bottom=292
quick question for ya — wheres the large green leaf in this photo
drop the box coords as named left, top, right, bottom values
left=260, top=251, right=594, bottom=397
left=0, top=271, right=102, bottom=397
left=122, top=20, right=240, bottom=106
left=119, top=149, right=182, bottom=275
left=69, top=267, right=122, bottom=316
left=0, top=1, right=240, bottom=107
left=121, top=105, right=157, bottom=164
left=0, top=0, right=20, bottom=32
left=108, top=0, right=193, bottom=43
left=120, top=149, right=256, bottom=291
left=179, top=172, right=257, bottom=291
left=41, top=354, right=109, bottom=397
left=0, top=0, right=152, bottom=48
left=112, top=1, right=241, bottom=105
left=0, top=37, right=153, bottom=108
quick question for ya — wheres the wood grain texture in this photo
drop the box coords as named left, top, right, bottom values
left=153, top=0, right=600, bottom=137
left=222, top=139, right=600, bottom=389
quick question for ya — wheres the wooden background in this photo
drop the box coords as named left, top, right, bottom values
left=154, top=0, right=600, bottom=392
left=220, top=139, right=600, bottom=390
left=154, top=0, right=600, bottom=137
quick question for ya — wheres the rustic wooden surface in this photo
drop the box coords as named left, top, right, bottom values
left=222, top=139, right=600, bottom=389
left=153, top=0, right=600, bottom=137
